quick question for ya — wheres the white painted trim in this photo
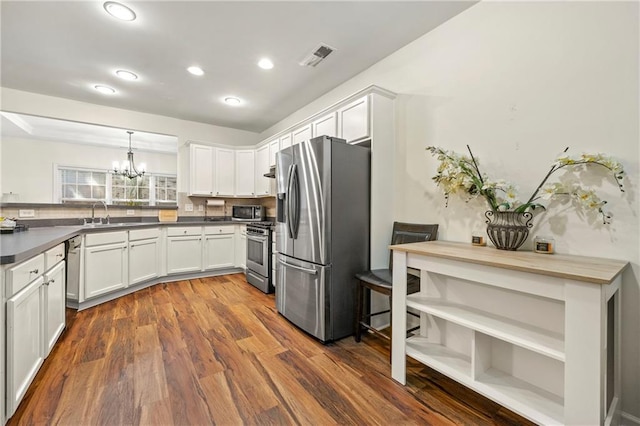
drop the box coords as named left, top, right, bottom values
left=622, top=411, right=640, bottom=426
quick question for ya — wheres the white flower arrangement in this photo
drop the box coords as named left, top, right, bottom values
left=426, top=146, right=625, bottom=224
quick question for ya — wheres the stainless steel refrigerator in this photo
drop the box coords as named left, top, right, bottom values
left=275, top=135, right=370, bottom=342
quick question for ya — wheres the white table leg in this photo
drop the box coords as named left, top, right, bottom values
left=391, top=249, right=407, bottom=384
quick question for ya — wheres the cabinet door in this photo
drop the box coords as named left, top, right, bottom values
left=204, top=235, right=235, bottom=269
left=85, top=243, right=127, bottom=300
left=269, top=139, right=280, bottom=166
left=280, top=133, right=292, bottom=150
left=6, top=277, right=44, bottom=417
left=338, top=95, right=370, bottom=143
left=255, top=145, right=270, bottom=196
left=44, top=261, right=65, bottom=357
left=292, top=124, right=312, bottom=145
left=312, top=112, right=337, bottom=139
left=215, top=148, right=235, bottom=196
left=167, top=236, right=202, bottom=274
left=189, top=144, right=214, bottom=196
left=235, top=150, right=255, bottom=196
left=129, top=238, right=159, bottom=285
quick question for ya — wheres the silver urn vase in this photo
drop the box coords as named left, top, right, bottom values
left=485, top=211, right=533, bottom=251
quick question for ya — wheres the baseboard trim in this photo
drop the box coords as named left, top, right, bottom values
left=623, top=411, right=640, bottom=426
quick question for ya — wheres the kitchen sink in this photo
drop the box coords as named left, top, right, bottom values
left=83, top=222, right=127, bottom=228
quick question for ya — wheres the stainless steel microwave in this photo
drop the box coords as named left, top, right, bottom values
left=232, top=205, right=266, bottom=221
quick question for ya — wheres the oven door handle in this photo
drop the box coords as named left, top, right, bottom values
left=247, top=235, right=267, bottom=243
left=278, top=258, right=317, bottom=275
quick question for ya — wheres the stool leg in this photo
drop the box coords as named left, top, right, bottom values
left=355, top=281, right=363, bottom=342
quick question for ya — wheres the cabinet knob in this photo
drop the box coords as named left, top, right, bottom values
left=30, top=268, right=39, bottom=274
left=184, top=230, right=187, bottom=234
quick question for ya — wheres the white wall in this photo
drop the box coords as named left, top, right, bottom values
left=260, top=1, right=640, bottom=420
left=1, top=137, right=177, bottom=203
left=0, top=88, right=260, bottom=194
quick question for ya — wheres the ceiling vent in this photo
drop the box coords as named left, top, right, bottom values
left=299, top=43, right=335, bottom=67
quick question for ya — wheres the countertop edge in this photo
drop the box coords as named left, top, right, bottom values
left=1, top=221, right=257, bottom=265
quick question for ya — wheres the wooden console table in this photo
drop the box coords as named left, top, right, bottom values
left=390, top=241, right=628, bottom=425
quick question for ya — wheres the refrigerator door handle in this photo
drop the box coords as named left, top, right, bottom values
left=286, top=164, right=295, bottom=238
left=290, top=164, right=300, bottom=239
left=278, top=258, right=317, bottom=275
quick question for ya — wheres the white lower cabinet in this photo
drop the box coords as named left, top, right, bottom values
left=4, top=244, right=67, bottom=421
left=204, top=234, right=235, bottom=269
left=129, top=238, right=159, bottom=285
left=6, top=276, right=45, bottom=417
left=85, top=243, right=128, bottom=299
left=167, top=235, right=202, bottom=274
left=43, top=261, right=66, bottom=356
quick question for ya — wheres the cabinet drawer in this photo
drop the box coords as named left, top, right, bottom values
left=167, top=226, right=202, bottom=236
left=6, top=254, right=45, bottom=296
left=85, top=231, right=128, bottom=247
left=129, top=228, right=161, bottom=241
left=204, top=225, right=235, bottom=235
left=44, top=243, right=65, bottom=270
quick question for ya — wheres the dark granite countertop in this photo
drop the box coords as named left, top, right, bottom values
left=0, top=220, right=259, bottom=265
left=1, top=226, right=83, bottom=265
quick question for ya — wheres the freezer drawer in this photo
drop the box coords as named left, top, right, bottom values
left=276, top=254, right=330, bottom=342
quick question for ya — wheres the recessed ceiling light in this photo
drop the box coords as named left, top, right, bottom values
left=115, top=70, right=138, bottom=81
left=103, top=2, right=136, bottom=21
left=224, top=97, right=242, bottom=106
left=94, top=85, right=116, bottom=95
left=258, top=58, right=274, bottom=70
left=187, top=66, right=204, bottom=76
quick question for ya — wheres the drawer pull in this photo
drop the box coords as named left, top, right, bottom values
left=56, top=253, right=64, bottom=257
left=29, top=268, right=39, bottom=274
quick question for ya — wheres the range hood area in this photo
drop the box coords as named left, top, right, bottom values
left=264, top=165, right=276, bottom=178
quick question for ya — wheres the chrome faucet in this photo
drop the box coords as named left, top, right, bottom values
left=91, top=201, right=110, bottom=224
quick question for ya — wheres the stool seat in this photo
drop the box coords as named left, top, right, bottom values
left=355, top=269, right=420, bottom=294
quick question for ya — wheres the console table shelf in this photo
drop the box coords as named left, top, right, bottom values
left=406, top=296, right=565, bottom=361
left=391, top=241, right=628, bottom=426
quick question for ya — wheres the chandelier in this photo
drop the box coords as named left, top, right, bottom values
left=113, top=131, right=146, bottom=179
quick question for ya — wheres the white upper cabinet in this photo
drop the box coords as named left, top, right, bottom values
left=338, top=95, right=370, bottom=143
left=280, top=133, right=292, bottom=151
left=269, top=139, right=280, bottom=166
left=235, top=150, right=255, bottom=196
left=189, top=144, right=235, bottom=197
left=292, top=124, right=312, bottom=145
left=312, top=112, right=338, bottom=139
left=214, top=148, right=235, bottom=196
left=255, top=144, right=270, bottom=196
left=189, top=144, right=214, bottom=196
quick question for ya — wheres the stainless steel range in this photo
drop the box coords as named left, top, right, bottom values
left=245, top=221, right=274, bottom=293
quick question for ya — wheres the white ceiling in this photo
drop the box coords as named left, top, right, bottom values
left=0, top=1, right=476, bottom=134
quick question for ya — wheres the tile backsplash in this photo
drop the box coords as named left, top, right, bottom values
left=0, top=192, right=276, bottom=222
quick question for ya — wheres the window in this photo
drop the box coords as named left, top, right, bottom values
left=155, top=175, right=177, bottom=204
left=57, top=166, right=176, bottom=206
left=60, top=168, right=107, bottom=202
left=112, top=174, right=150, bottom=205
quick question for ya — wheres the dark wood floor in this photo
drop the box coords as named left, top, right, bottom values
left=9, top=274, right=533, bottom=425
